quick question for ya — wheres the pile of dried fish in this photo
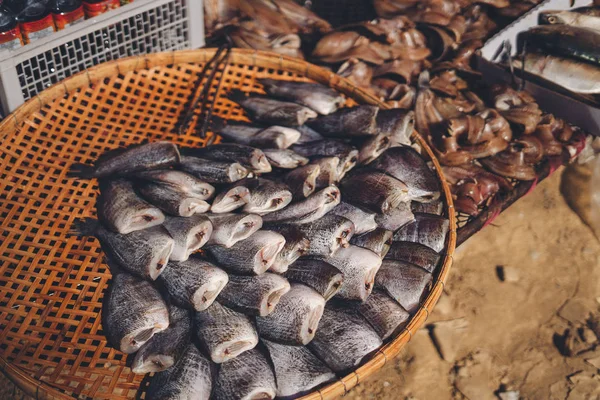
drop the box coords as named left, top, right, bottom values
left=69, top=78, right=449, bottom=399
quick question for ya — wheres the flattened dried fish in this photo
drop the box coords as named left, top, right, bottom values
left=262, top=148, right=309, bottom=169
left=213, top=348, right=276, bottom=400
left=194, top=301, right=258, bottom=363
left=162, top=215, right=213, bottom=262
left=284, top=164, right=321, bottom=198
left=262, top=185, right=340, bottom=225
left=340, top=170, right=410, bottom=213
left=210, top=184, right=251, bottom=214
left=376, top=109, right=415, bottom=146
left=330, top=201, right=377, bottom=235
left=159, top=258, right=229, bottom=311
left=385, top=241, right=441, bottom=273
left=307, top=105, right=379, bottom=137
left=97, top=179, right=164, bottom=234
left=356, top=133, right=392, bottom=164
left=291, top=139, right=356, bottom=159
left=242, top=178, right=293, bottom=214
left=350, top=228, right=393, bottom=258
left=296, top=125, right=325, bottom=144
left=208, top=230, right=286, bottom=275
left=184, top=144, right=272, bottom=174
left=217, top=273, right=290, bottom=316
left=356, top=290, right=410, bottom=340
left=206, top=213, right=263, bottom=248
left=295, top=214, right=355, bottom=256
left=180, top=156, right=249, bottom=184
left=265, top=224, right=310, bottom=273
left=411, top=199, right=444, bottom=215
left=311, top=156, right=341, bottom=189
left=256, top=284, right=326, bottom=345
left=284, top=258, right=343, bottom=301
left=135, top=169, right=215, bottom=200
left=392, top=213, right=449, bottom=253
left=137, top=182, right=211, bottom=217
left=375, top=201, right=415, bottom=231
left=218, top=122, right=301, bottom=149
left=260, top=78, right=345, bottom=115
left=230, top=90, right=318, bottom=126
left=102, top=272, right=169, bottom=354
left=375, top=260, right=432, bottom=313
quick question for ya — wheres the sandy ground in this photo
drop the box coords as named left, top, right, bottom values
left=2, top=165, right=600, bottom=400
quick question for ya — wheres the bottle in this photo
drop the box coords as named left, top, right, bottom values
left=10, top=0, right=56, bottom=44
left=50, top=0, right=84, bottom=30
left=0, top=3, right=23, bottom=51
left=82, top=0, right=119, bottom=18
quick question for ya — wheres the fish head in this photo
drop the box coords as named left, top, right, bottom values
left=539, top=10, right=573, bottom=26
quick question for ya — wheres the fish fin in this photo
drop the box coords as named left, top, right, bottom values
left=69, top=218, right=99, bottom=237
left=227, top=89, right=249, bottom=104
left=67, top=163, right=96, bottom=179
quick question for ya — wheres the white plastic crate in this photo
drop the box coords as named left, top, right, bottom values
left=0, top=0, right=204, bottom=115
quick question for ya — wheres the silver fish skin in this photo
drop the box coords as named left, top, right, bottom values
left=308, top=305, right=382, bottom=372
left=284, top=164, right=321, bottom=199
left=220, top=123, right=301, bottom=149
left=376, top=109, right=415, bottom=146
left=264, top=224, right=311, bottom=273
left=392, top=212, right=449, bottom=253
left=370, top=146, right=440, bottom=202
left=218, top=273, right=291, bottom=316
left=262, top=339, right=335, bottom=398
left=307, top=105, right=379, bottom=137
left=132, top=306, right=191, bottom=374
left=97, top=179, right=165, bottom=234
left=210, top=184, right=251, bottom=213
left=183, top=144, right=272, bottom=174
left=341, top=169, right=410, bottom=213
left=355, top=290, right=410, bottom=340
left=262, top=185, right=340, bottom=224
left=356, top=133, right=392, bottom=164
left=311, top=156, right=341, bottom=189
left=213, top=348, right=277, bottom=400
left=330, top=201, right=377, bottom=235
left=72, top=219, right=173, bottom=280
left=296, top=125, right=325, bottom=144
left=256, top=283, right=326, bottom=345
left=206, top=213, right=263, bottom=248
left=242, top=178, right=293, bottom=215
left=146, top=344, right=213, bottom=400
left=69, top=141, right=180, bottom=179
left=411, top=199, right=444, bottom=215
left=284, top=258, right=343, bottom=301
left=291, top=139, right=357, bottom=158
left=194, top=301, right=259, bottom=363
left=375, top=260, right=432, bottom=313
left=260, top=78, right=345, bottom=115
left=335, top=149, right=360, bottom=181
left=135, top=169, right=215, bottom=200
left=180, top=156, right=249, bottom=184
left=385, top=241, right=441, bottom=273
left=208, top=230, right=286, bottom=275
left=320, top=245, right=381, bottom=301
left=102, top=272, right=169, bottom=354
left=262, top=148, right=309, bottom=169
left=230, top=90, right=318, bottom=127
left=375, top=201, right=415, bottom=231
left=296, top=214, right=355, bottom=256
left=350, top=228, right=393, bottom=258
left=137, top=182, right=211, bottom=217
left=159, top=258, right=229, bottom=311
left=162, top=215, right=213, bottom=262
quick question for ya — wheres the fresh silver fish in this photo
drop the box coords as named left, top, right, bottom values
left=210, top=184, right=251, bottom=213
left=71, top=219, right=173, bottom=280
left=260, top=78, right=345, bottom=115
left=194, top=301, right=258, bottom=363
left=356, top=133, right=392, bottom=164
left=376, top=109, right=415, bottom=146
left=242, top=178, right=293, bottom=215
left=184, top=144, right=272, bottom=174
left=264, top=225, right=310, bottom=273
left=370, top=146, right=440, bottom=202
left=375, top=260, right=432, bottom=313
left=295, top=214, right=355, bottom=256
left=320, top=245, right=381, bottom=301
left=180, top=156, right=249, bottom=184
left=392, top=212, right=449, bottom=253
left=411, top=199, right=444, bottom=215
left=262, top=339, right=335, bottom=398
left=137, top=182, right=211, bottom=217
left=307, top=105, right=379, bottom=137
left=311, top=157, right=340, bottom=189
left=213, top=348, right=277, bottom=400
left=229, top=90, right=318, bottom=126
left=132, top=306, right=191, bottom=374
left=135, top=169, right=215, bottom=200
left=218, top=122, right=301, bottom=149
left=340, top=170, right=410, bottom=213
left=385, top=241, right=441, bottom=273
left=350, top=228, right=393, bottom=258
left=159, top=258, right=229, bottom=311
left=262, top=185, right=340, bottom=225
left=218, top=273, right=291, bottom=316
left=308, top=305, right=382, bottom=372
left=146, top=344, right=213, bottom=400
left=296, top=125, right=325, bottom=144
left=207, top=230, right=286, bottom=275
left=284, top=258, right=343, bottom=301
left=69, top=141, right=180, bottom=178
left=356, top=290, right=410, bottom=340
left=256, top=283, right=326, bottom=345
left=284, top=164, right=321, bottom=199
left=262, top=148, right=309, bottom=169
left=330, top=201, right=377, bottom=235
left=206, top=213, right=263, bottom=248
left=97, top=179, right=165, bottom=234
left=162, top=215, right=213, bottom=262
left=375, top=201, right=415, bottom=231
left=102, top=272, right=169, bottom=354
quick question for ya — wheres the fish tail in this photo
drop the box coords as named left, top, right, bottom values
left=69, top=218, right=99, bottom=237
left=67, top=163, right=96, bottom=179
left=227, top=89, right=248, bottom=104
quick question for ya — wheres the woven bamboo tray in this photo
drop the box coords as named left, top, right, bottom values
left=0, top=48, right=456, bottom=400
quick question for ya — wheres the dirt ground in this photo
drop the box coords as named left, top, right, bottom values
left=2, top=164, right=600, bottom=400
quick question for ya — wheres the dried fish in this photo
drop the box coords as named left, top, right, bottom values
left=183, top=144, right=272, bottom=174
left=262, top=149, right=309, bottom=169
left=210, top=184, right=251, bottom=214
left=284, top=258, right=343, bottom=301
left=180, top=156, right=249, bottom=184
left=265, top=224, right=310, bottom=273
left=355, top=290, right=410, bottom=340
left=260, top=79, right=345, bottom=115
left=340, top=170, right=410, bottom=213
left=349, top=228, right=393, bottom=258
left=217, top=273, right=290, bottom=316
left=307, top=105, right=379, bottom=137
left=262, top=185, right=340, bottom=225
left=242, top=178, right=293, bottom=215
left=137, top=182, right=211, bottom=217
left=135, top=169, right=215, bottom=200
left=213, top=348, right=276, bottom=400
left=385, top=241, right=441, bottom=273
left=375, top=201, right=415, bottom=231
left=206, top=213, right=263, bottom=248
left=375, top=260, right=432, bottom=313
left=330, top=202, right=377, bottom=235
left=230, top=90, right=318, bottom=126
left=284, top=164, right=321, bottom=199
left=392, top=213, right=449, bottom=253
left=162, top=215, right=213, bottom=262
left=295, top=214, right=355, bottom=256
